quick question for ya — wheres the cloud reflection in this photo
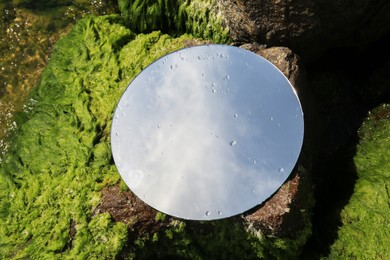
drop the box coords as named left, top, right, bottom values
left=111, top=45, right=304, bottom=220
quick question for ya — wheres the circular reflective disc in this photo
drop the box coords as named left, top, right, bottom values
left=111, top=44, right=304, bottom=220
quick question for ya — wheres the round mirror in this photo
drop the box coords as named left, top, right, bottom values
left=111, top=44, right=304, bottom=220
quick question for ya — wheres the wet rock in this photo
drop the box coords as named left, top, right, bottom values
left=219, top=0, right=390, bottom=60
left=365, top=59, right=390, bottom=105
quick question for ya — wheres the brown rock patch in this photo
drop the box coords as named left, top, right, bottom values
left=244, top=167, right=312, bottom=237
left=95, top=184, right=163, bottom=234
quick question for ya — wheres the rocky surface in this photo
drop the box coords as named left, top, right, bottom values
left=219, top=0, right=390, bottom=60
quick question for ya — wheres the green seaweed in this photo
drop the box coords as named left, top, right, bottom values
left=118, top=0, right=230, bottom=42
left=0, top=0, right=118, bottom=162
left=329, top=104, right=390, bottom=259
left=0, top=15, right=199, bottom=258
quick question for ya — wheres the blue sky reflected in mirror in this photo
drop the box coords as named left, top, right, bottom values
left=111, top=45, right=304, bottom=220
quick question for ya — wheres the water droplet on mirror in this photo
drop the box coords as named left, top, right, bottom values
left=157, top=124, right=161, bottom=129
left=234, top=113, right=238, bottom=118
left=270, top=117, right=274, bottom=121
left=212, top=89, right=216, bottom=93
left=229, top=140, right=237, bottom=146
left=218, top=211, right=222, bottom=215
left=278, top=168, right=285, bottom=173
left=205, top=211, right=210, bottom=216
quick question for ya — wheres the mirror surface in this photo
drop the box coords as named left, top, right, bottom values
left=111, top=45, right=304, bottom=220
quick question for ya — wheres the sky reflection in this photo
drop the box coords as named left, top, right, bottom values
left=111, top=45, right=304, bottom=220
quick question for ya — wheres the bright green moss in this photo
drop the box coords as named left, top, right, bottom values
left=0, top=15, right=201, bottom=258
left=118, top=0, right=230, bottom=43
left=329, top=104, right=390, bottom=259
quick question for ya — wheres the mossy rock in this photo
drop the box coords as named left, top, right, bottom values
left=0, top=14, right=194, bottom=258
left=329, top=104, right=390, bottom=259
left=0, top=13, right=311, bottom=258
left=118, top=0, right=230, bottom=42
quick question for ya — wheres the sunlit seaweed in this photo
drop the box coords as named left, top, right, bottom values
left=0, top=1, right=117, bottom=161
left=329, top=104, right=390, bottom=259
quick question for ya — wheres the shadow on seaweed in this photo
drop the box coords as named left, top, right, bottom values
left=119, top=217, right=261, bottom=259
left=302, top=137, right=359, bottom=258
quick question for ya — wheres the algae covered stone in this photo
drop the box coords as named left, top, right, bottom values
left=0, top=14, right=200, bottom=258
left=118, top=0, right=229, bottom=42
left=329, top=104, right=390, bottom=259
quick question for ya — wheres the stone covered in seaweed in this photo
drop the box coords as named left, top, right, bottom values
left=118, top=0, right=230, bottom=42
left=329, top=104, right=390, bottom=258
left=0, top=15, right=197, bottom=258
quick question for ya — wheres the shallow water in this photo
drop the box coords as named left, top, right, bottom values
left=0, top=1, right=117, bottom=161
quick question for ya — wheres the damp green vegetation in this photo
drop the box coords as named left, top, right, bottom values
left=7, top=0, right=117, bottom=13
left=0, top=12, right=310, bottom=258
left=0, top=0, right=117, bottom=160
left=123, top=218, right=311, bottom=259
left=0, top=14, right=198, bottom=258
left=118, top=0, right=230, bottom=43
left=329, top=104, right=390, bottom=259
